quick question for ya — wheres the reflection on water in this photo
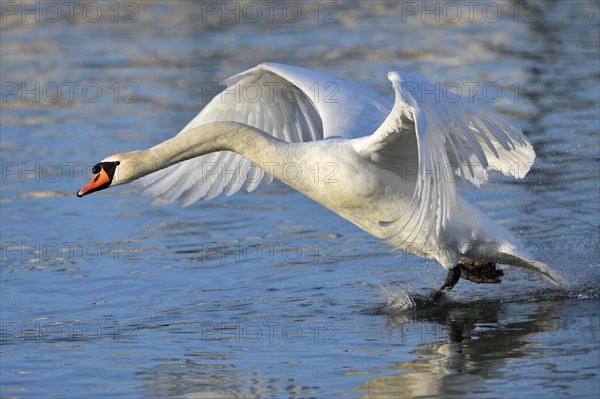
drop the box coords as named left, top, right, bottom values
left=357, top=299, right=600, bottom=398
left=1, top=0, right=599, bottom=398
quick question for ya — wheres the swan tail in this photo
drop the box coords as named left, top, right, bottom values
left=499, top=253, right=562, bottom=286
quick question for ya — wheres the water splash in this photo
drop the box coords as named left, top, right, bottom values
left=378, top=285, right=454, bottom=315
left=375, top=273, right=600, bottom=316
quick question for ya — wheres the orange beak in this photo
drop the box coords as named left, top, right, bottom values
left=77, top=168, right=111, bottom=197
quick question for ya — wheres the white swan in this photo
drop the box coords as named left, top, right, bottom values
left=77, top=62, right=559, bottom=290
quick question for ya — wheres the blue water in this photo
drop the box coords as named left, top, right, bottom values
left=1, top=1, right=599, bottom=398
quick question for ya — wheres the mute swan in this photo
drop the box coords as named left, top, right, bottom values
left=77, top=62, right=559, bottom=291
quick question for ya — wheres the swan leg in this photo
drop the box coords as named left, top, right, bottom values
left=458, top=262, right=503, bottom=284
left=440, top=265, right=461, bottom=292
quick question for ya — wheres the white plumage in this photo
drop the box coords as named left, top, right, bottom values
left=80, top=63, right=559, bottom=287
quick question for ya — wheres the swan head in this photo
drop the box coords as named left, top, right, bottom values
left=76, top=160, right=121, bottom=197
left=77, top=150, right=152, bottom=197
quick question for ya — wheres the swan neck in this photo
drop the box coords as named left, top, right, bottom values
left=152, top=122, right=274, bottom=165
left=115, top=122, right=283, bottom=185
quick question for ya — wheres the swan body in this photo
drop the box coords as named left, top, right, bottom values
left=78, top=63, right=559, bottom=287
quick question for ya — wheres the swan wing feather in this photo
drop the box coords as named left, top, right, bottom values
left=357, top=71, right=535, bottom=248
left=138, top=63, right=390, bottom=205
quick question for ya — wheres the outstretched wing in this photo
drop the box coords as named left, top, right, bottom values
left=356, top=71, right=535, bottom=246
left=138, top=62, right=390, bottom=206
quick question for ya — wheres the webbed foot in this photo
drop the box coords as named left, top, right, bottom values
left=458, top=262, right=503, bottom=284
